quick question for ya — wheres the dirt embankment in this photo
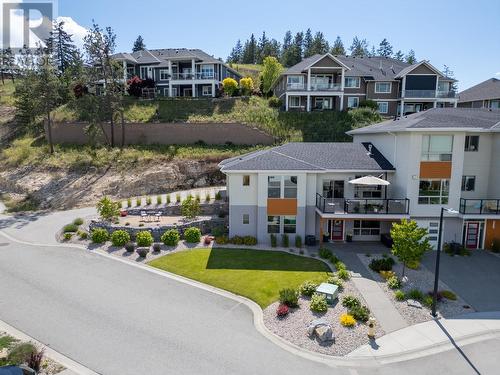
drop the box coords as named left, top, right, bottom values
left=0, top=159, right=225, bottom=210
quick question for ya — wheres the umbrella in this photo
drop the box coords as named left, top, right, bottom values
left=348, top=175, right=390, bottom=186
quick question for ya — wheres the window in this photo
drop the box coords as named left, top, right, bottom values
left=284, top=176, right=298, bottom=198
left=314, top=97, right=332, bottom=110
left=347, top=97, right=359, bottom=108
left=159, top=69, right=169, bottom=80
left=126, top=67, right=135, bottom=77
left=353, top=221, right=380, bottom=236
left=375, top=82, right=391, bottom=93
left=287, top=75, right=304, bottom=89
left=200, top=64, right=214, bottom=78
left=377, top=102, right=389, bottom=114
left=461, top=176, right=476, bottom=192
left=421, top=135, right=453, bottom=161
left=418, top=179, right=449, bottom=204
left=344, top=77, right=360, bottom=88
left=243, top=175, right=250, bottom=186
left=289, top=96, right=301, bottom=108
left=283, top=216, right=297, bottom=234
left=242, top=214, right=249, bottom=224
left=464, top=135, right=479, bottom=151
left=267, top=216, right=280, bottom=233
left=202, top=85, right=212, bottom=96
left=268, top=176, right=281, bottom=198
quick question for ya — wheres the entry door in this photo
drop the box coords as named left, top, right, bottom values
left=465, top=222, right=480, bottom=249
left=183, top=88, right=193, bottom=97
left=330, top=220, right=344, bottom=241
left=333, top=181, right=344, bottom=198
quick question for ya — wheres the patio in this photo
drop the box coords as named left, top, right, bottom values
left=116, top=214, right=213, bottom=228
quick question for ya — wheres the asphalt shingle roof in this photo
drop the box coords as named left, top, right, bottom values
left=112, top=48, right=223, bottom=65
left=347, top=108, right=500, bottom=135
left=459, top=78, right=500, bottom=103
left=219, top=142, right=394, bottom=172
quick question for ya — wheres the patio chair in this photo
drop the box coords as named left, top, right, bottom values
left=155, top=211, right=162, bottom=222
left=140, top=211, right=147, bottom=222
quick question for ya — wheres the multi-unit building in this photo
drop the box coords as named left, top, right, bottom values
left=273, top=53, right=458, bottom=116
left=219, top=108, right=500, bottom=250
left=458, top=78, right=500, bottom=109
left=112, top=48, right=241, bottom=98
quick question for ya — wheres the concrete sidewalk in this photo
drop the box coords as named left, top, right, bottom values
left=349, top=312, right=500, bottom=362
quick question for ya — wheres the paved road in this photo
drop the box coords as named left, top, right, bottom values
left=0, top=210, right=499, bottom=374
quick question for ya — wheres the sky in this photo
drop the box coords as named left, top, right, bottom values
left=7, top=0, right=500, bottom=90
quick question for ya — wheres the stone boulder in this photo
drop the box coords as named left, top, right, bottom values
left=307, top=319, right=334, bottom=342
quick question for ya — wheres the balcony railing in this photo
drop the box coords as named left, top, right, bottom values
left=402, top=90, right=436, bottom=98
left=437, top=90, right=458, bottom=98
left=170, top=72, right=217, bottom=80
left=459, top=198, right=500, bottom=215
left=315, top=194, right=410, bottom=215
left=310, top=83, right=342, bottom=91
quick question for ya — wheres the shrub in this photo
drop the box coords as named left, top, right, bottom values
left=329, top=253, right=339, bottom=264
left=111, top=230, right=131, bottom=247
left=427, top=291, right=443, bottom=302
left=96, top=196, right=120, bottom=221
left=406, top=260, right=420, bottom=270
left=205, top=193, right=211, bottom=202
left=299, top=280, right=318, bottom=297
left=440, top=290, right=457, bottom=300
left=215, top=191, right=222, bottom=200
left=125, top=242, right=135, bottom=252
left=335, top=261, right=346, bottom=270
left=349, top=305, right=370, bottom=322
left=295, top=235, right=302, bottom=248
left=423, top=295, right=434, bottom=308
left=184, top=227, right=201, bottom=243
left=310, top=293, right=328, bottom=313
left=77, top=230, right=88, bottom=240
left=146, top=196, right=152, bottom=205
left=230, top=235, right=244, bottom=245
left=243, top=236, right=257, bottom=246
left=394, top=290, right=406, bottom=301
left=137, top=247, right=149, bottom=258
left=326, top=276, right=343, bottom=290
left=161, top=229, right=180, bottom=246
left=387, top=275, right=401, bottom=289
left=153, top=243, right=161, bottom=252
left=176, top=194, right=181, bottom=203
left=282, top=234, right=289, bottom=247
left=279, top=288, right=299, bottom=307
left=222, top=77, right=238, bottom=96
left=136, top=198, right=141, bottom=206
left=340, top=313, right=356, bottom=327
left=239, top=77, right=254, bottom=95
left=369, top=257, right=395, bottom=272
left=195, top=194, right=200, bottom=202
left=27, top=347, right=44, bottom=372
left=270, top=234, right=277, bottom=247
left=156, top=196, right=162, bottom=205
left=91, top=228, right=109, bottom=243
left=127, top=198, right=132, bottom=207
left=342, top=295, right=360, bottom=309
left=136, top=231, right=153, bottom=247
left=181, top=195, right=200, bottom=219
left=359, top=99, right=378, bottom=110
left=63, top=224, right=78, bottom=233
left=166, top=194, right=171, bottom=204
left=336, top=269, right=350, bottom=280
left=319, top=247, right=331, bottom=259
left=380, top=270, right=396, bottom=280
left=7, top=342, right=37, bottom=365
left=407, top=288, right=424, bottom=301
left=63, top=232, right=73, bottom=240
left=215, top=235, right=229, bottom=244
left=73, top=218, right=84, bottom=226
left=276, top=303, right=289, bottom=317
left=268, top=96, right=282, bottom=108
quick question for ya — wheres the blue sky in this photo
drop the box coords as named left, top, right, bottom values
left=58, top=0, right=500, bottom=90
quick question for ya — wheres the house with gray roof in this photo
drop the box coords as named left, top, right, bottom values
left=273, top=53, right=458, bottom=116
left=112, top=48, right=242, bottom=98
left=220, top=108, right=500, bottom=250
left=458, top=78, right=500, bottom=109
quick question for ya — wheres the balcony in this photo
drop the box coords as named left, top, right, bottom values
left=459, top=198, right=500, bottom=215
left=402, top=90, right=436, bottom=98
left=170, top=72, right=217, bottom=80
left=286, top=82, right=342, bottom=91
left=286, top=82, right=306, bottom=90
left=437, top=90, right=458, bottom=98
left=315, top=194, right=410, bottom=215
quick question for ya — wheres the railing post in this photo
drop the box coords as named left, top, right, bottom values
left=386, top=199, right=389, bottom=214
left=480, top=199, right=483, bottom=214
left=323, top=197, right=326, bottom=213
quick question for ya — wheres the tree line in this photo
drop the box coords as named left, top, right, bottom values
left=227, top=30, right=417, bottom=67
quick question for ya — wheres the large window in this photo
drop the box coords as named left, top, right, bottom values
left=267, top=216, right=280, bottom=233
left=421, top=135, right=453, bottom=161
left=284, top=176, right=298, bottom=198
left=289, top=96, right=301, bottom=108
left=418, top=179, right=449, bottom=204
left=268, top=176, right=298, bottom=198
left=283, top=216, right=297, bottom=234
left=375, top=82, right=391, bottom=93
left=267, top=215, right=296, bottom=234
left=202, top=85, right=212, bottom=96
left=344, top=77, right=360, bottom=88
left=377, top=102, right=389, bottom=114
left=353, top=221, right=380, bottom=236
left=461, top=176, right=476, bottom=192
left=347, top=97, right=359, bottom=108
left=464, top=135, right=479, bottom=151
left=200, top=64, right=214, bottom=78
left=287, top=75, right=304, bottom=89
left=159, top=69, right=169, bottom=80
left=268, top=176, right=281, bottom=198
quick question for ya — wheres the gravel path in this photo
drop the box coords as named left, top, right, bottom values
left=357, top=254, right=474, bottom=325
left=263, top=280, right=384, bottom=356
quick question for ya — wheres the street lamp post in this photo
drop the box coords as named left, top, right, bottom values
left=432, top=207, right=458, bottom=318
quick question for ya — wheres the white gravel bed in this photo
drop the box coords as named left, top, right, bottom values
left=357, top=254, right=474, bottom=325
left=263, top=280, right=384, bottom=356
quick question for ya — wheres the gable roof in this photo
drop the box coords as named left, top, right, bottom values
left=219, top=142, right=394, bottom=172
left=284, top=53, right=350, bottom=74
left=459, top=78, right=500, bottom=103
left=347, top=108, right=500, bottom=135
left=112, top=48, right=223, bottom=66
left=394, top=61, right=444, bottom=78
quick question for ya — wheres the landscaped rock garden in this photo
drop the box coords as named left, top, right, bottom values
left=263, top=249, right=384, bottom=356
left=358, top=254, right=474, bottom=325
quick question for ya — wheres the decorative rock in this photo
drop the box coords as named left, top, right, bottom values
left=315, top=325, right=334, bottom=343
left=307, top=318, right=329, bottom=336
left=407, top=299, right=422, bottom=308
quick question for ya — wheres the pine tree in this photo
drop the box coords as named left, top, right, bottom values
left=394, top=50, right=404, bottom=61
left=303, top=28, right=314, bottom=58
left=289, top=31, right=304, bottom=65
left=369, top=46, right=376, bottom=57
left=0, top=48, right=15, bottom=84
left=132, top=35, right=146, bottom=52
left=280, top=31, right=293, bottom=66
left=311, top=31, right=329, bottom=55
left=330, top=36, right=346, bottom=55
left=405, top=49, right=416, bottom=64
left=242, top=34, right=257, bottom=64
left=227, top=39, right=243, bottom=63
left=45, top=20, right=78, bottom=75
left=257, top=31, right=269, bottom=64
left=377, top=38, right=393, bottom=57
left=349, top=36, right=369, bottom=57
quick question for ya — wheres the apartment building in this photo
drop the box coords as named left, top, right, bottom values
left=273, top=53, right=458, bottom=116
left=458, top=78, right=500, bottom=109
left=219, top=108, right=500, bottom=250
left=113, top=48, right=241, bottom=97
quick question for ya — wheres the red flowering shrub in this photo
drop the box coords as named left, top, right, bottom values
left=276, top=304, right=289, bottom=318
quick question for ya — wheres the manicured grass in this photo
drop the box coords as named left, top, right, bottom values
left=148, top=248, right=331, bottom=307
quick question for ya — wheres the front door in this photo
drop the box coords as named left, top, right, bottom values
left=465, top=222, right=480, bottom=249
left=183, top=88, right=193, bottom=97
left=329, top=220, right=344, bottom=241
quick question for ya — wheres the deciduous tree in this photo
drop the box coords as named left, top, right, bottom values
left=260, top=56, right=283, bottom=97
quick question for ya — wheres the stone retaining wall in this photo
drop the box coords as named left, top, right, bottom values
left=126, top=201, right=228, bottom=217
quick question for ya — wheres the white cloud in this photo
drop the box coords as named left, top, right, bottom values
left=56, top=16, right=88, bottom=51
left=495, top=72, right=500, bottom=76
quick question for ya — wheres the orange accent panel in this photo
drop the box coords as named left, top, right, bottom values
left=485, top=219, right=500, bottom=250
left=419, top=161, right=452, bottom=179
left=267, top=198, right=297, bottom=215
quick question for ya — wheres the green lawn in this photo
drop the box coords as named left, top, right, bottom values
left=148, top=248, right=331, bottom=307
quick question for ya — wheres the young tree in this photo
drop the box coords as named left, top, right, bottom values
left=46, top=20, right=79, bottom=75
left=390, top=219, right=431, bottom=277
left=132, top=35, right=146, bottom=52
left=303, top=29, right=314, bottom=58
left=260, top=56, right=283, bottom=97
left=377, top=38, right=393, bottom=57
left=311, top=31, right=329, bottom=55
left=394, top=50, right=404, bottom=61
left=330, top=36, right=346, bottom=55
left=181, top=195, right=200, bottom=220
left=96, top=196, right=120, bottom=221
left=405, top=49, right=417, bottom=64
left=349, top=36, right=369, bottom=57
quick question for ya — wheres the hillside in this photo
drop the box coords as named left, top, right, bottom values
left=230, top=63, right=262, bottom=83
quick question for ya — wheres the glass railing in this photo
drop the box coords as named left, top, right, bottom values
left=315, top=194, right=410, bottom=214
left=402, top=90, right=436, bottom=98
left=286, top=83, right=306, bottom=90
left=459, top=198, right=500, bottom=214
left=437, top=90, right=458, bottom=98
left=170, top=72, right=217, bottom=80
left=310, top=83, right=342, bottom=91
